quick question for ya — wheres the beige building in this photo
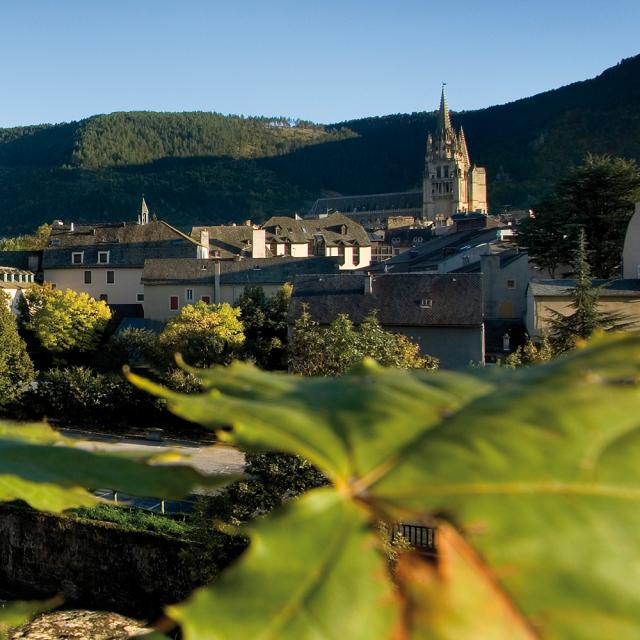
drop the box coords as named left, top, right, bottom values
left=623, top=202, right=640, bottom=279
left=0, top=267, right=36, bottom=314
left=193, top=213, right=372, bottom=270
left=526, top=280, right=640, bottom=338
left=423, top=87, right=487, bottom=224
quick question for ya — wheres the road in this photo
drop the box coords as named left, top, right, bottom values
left=60, top=429, right=246, bottom=511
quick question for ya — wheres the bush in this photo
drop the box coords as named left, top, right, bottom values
left=96, top=328, right=163, bottom=372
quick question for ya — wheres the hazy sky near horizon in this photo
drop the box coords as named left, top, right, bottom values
left=1, top=0, right=638, bottom=128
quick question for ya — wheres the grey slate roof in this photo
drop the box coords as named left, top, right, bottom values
left=43, top=220, right=203, bottom=269
left=263, top=213, right=370, bottom=247
left=142, top=256, right=341, bottom=286
left=529, top=279, right=640, bottom=298
left=290, top=273, right=483, bottom=327
left=309, top=191, right=423, bottom=216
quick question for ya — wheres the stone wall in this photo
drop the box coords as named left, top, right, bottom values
left=0, top=504, right=202, bottom=619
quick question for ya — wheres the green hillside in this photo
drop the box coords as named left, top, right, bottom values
left=0, top=54, right=639, bottom=233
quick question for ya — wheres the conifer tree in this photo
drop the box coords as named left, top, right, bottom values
left=548, top=229, right=632, bottom=353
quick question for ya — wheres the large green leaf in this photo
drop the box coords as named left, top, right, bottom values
left=127, top=359, right=494, bottom=487
left=168, top=488, right=398, bottom=640
left=0, top=422, right=233, bottom=511
left=133, top=334, right=640, bottom=639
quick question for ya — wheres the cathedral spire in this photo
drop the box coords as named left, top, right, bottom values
left=436, top=84, right=453, bottom=138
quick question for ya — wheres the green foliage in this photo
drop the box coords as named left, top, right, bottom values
left=0, top=293, right=34, bottom=407
left=0, top=223, right=51, bottom=251
left=236, top=284, right=291, bottom=370
left=289, top=309, right=438, bottom=375
left=99, top=327, right=163, bottom=371
left=127, top=333, right=640, bottom=639
left=159, top=302, right=245, bottom=367
left=520, top=154, right=640, bottom=278
left=547, top=230, right=634, bottom=353
left=22, top=285, right=111, bottom=354
left=0, top=421, right=231, bottom=512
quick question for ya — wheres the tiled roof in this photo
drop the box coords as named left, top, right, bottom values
left=529, top=279, right=640, bottom=297
left=43, top=220, right=203, bottom=269
left=191, top=225, right=260, bottom=260
left=142, top=256, right=341, bottom=286
left=290, top=273, right=483, bottom=327
left=308, top=191, right=423, bottom=216
left=262, top=213, right=370, bottom=247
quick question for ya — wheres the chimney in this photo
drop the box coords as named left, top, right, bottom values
left=364, top=273, right=373, bottom=294
left=69, top=222, right=74, bottom=232
left=214, top=260, right=221, bottom=304
left=198, top=230, right=210, bottom=259
left=252, top=229, right=266, bottom=259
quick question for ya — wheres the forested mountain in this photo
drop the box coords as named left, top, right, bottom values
left=0, top=54, right=639, bottom=233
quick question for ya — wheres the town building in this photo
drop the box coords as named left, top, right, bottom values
left=623, top=202, right=640, bottom=279
left=42, top=199, right=208, bottom=313
left=193, top=213, right=371, bottom=270
left=0, top=266, right=36, bottom=314
left=142, top=256, right=340, bottom=321
left=289, top=272, right=484, bottom=369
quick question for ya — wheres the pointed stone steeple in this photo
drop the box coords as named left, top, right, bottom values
left=436, top=84, right=453, bottom=138
left=138, top=196, right=149, bottom=225
left=458, top=126, right=470, bottom=167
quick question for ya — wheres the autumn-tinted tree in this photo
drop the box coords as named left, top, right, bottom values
left=21, top=285, right=111, bottom=355
left=159, top=301, right=244, bottom=367
left=520, top=154, right=640, bottom=278
left=0, top=293, right=34, bottom=408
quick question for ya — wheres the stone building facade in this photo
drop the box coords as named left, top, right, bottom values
left=423, top=87, right=487, bottom=223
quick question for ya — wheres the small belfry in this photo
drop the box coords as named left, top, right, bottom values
left=138, top=195, right=150, bottom=225
left=422, top=86, right=487, bottom=224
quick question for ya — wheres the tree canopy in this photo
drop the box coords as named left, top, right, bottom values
left=159, top=301, right=245, bottom=367
left=21, top=285, right=111, bottom=354
left=520, top=154, right=640, bottom=278
left=289, top=308, right=438, bottom=376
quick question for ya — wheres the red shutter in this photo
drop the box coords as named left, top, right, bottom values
left=170, top=296, right=179, bottom=310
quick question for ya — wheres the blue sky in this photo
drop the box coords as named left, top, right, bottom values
left=0, top=0, right=638, bottom=127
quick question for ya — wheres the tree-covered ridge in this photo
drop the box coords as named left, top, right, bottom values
left=0, top=54, right=639, bottom=233
left=0, top=112, right=355, bottom=170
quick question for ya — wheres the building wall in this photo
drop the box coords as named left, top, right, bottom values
left=481, top=254, right=528, bottom=320
left=526, top=293, right=640, bottom=338
left=392, top=325, right=484, bottom=369
left=469, top=167, right=488, bottom=213
left=144, top=282, right=283, bottom=321
left=44, top=267, right=143, bottom=305
left=622, top=203, right=640, bottom=279
left=290, top=243, right=309, bottom=258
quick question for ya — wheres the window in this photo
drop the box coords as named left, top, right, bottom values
left=97, top=251, right=110, bottom=264
left=99, top=294, right=108, bottom=303
left=84, top=271, right=92, bottom=284
left=201, top=295, right=211, bottom=304
left=444, top=166, right=449, bottom=178
left=353, top=246, right=360, bottom=263
left=170, top=295, right=179, bottom=310
left=72, top=252, right=83, bottom=265
left=136, top=293, right=144, bottom=302
left=185, top=288, right=194, bottom=302
left=436, top=167, right=441, bottom=179
left=106, top=271, right=115, bottom=284
left=420, top=298, right=433, bottom=309
left=506, top=279, right=516, bottom=289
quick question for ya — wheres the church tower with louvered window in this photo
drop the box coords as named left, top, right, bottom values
left=422, top=87, right=487, bottom=223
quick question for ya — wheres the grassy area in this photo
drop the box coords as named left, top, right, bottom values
left=73, top=504, right=195, bottom=540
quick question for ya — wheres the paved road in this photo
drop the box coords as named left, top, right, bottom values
left=60, top=429, right=246, bottom=510
left=60, top=429, right=246, bottom=476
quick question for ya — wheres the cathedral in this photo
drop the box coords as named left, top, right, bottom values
left=422, top=87, right=487, bottom=223
left=309, top=86, right=487, bottom=228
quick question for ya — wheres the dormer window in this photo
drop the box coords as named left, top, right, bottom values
left=98, top=251, right=110, bottom=265
left=420, top=298, right=433, bottom=309
left=72, top=251, right=84, bottom=265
